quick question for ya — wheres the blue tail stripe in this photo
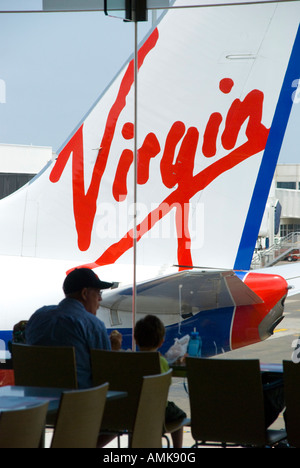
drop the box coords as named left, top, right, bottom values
left=234, top=24, right=300, bottom=270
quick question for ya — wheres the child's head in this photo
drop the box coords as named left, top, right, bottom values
left=134, top=314, right=165, bottom=350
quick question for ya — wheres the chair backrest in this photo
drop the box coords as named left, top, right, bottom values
left=90, top=350, right=161, bottom=431
left=186, top=357, right=267, bottom=446
left=283, top=360, right=300, bottom=447
left=0, top=402, right=48, bottom=448
left=12, top=344, right=78, bottom=389
left=51, top=383, right=109, bottom=448
left=131, top=369, right=172, bottom=448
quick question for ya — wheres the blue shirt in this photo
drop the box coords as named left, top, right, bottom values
left=25, top=298, right=111, bottom=388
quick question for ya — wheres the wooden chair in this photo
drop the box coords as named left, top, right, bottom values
left=50, top=383, right=109, bottom=448
left=283, top=360, right=300, bottom=447
left=131, top=370, right=172, bottom=448
left=91, top=349, right=189, bottom=447
left=91, top=350, right=161, bottom=439
left=0, top=402, right=48, bottom=448
left=12, top=343, right=78, bottom=389
left=186, top=357, right=287, bottom=448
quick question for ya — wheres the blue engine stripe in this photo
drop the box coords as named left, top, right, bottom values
left=234, top=24, right=300, bottom=270
left=108, top=305, right=235, bottom=357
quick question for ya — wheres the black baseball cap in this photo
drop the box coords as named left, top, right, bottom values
left=63, top=268, right=113, bottom=295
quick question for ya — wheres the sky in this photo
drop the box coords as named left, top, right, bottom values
left=0, top=9, right=141, bottom=152
left=0, top=1, right=299, bottom=163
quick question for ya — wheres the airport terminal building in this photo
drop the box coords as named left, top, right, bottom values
left=274, top=164, right=300, bottom=238
left=249, top=164, right=300, bottom=268
left=257, top=164, right=300, bottom=246
left=0, top=143, right=55, bottom=200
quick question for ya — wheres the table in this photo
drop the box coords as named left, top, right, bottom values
left=0, top=386, right=65, bottom=412
left=260, top=363, right=283, bottom=373
left=0, top=386, right=127, bottom=413
left=170, top=363, right=188, bottom=378
left=171, top=361, right=284, bottom=378
left=0, top=386, right=127, bottom=448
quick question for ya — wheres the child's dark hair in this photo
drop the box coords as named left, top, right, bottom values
left=134, top=315, right=165, bottom=349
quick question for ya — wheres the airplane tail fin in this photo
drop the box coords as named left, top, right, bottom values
left=0, top=1, right=300, bottom=274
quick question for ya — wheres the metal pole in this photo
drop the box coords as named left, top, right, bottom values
left=132, top=19, right=138, bottom=351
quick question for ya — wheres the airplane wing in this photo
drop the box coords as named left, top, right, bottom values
left=101, top=270, right=263, bottom=316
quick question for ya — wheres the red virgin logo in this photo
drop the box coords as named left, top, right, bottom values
left=49, top=28, right=269, bottom=270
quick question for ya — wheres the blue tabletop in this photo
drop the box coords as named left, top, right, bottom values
left=0, top=386, right=127, bottom=412
left=0, top=386, right=66, bottom=412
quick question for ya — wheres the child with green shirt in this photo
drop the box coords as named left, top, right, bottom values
left=134, top=314, right=187, bottom=448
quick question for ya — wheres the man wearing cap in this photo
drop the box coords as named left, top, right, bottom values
left=25, top=268, right=113, bottom=388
